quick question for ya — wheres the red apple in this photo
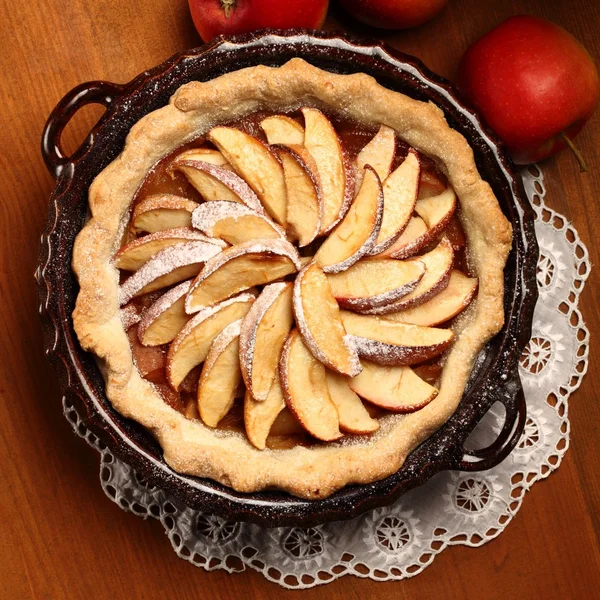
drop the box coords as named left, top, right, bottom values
left=458, top=16, right=600, bottom=168
left=338, top=0, right=448, bottom=30
left=188, top=0, right=329, bottom=42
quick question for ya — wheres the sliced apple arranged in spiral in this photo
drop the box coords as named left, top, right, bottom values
left=197, top=320, right=243, bottom=428
left=327, top=259, right=425, bottom=311
left=279, top=329, right=343, bottom=442
left=114, top=228, right=226, bottom=271
left=274, top=144, right=323, bottom=247
left=348, top=361, right=438, bottom=413
left=239, top=282, right=294, bottom=401
left=261, top=115, right=305, bottom=146
left=185, top=238, right=301, bottom=313
left=244, top=379, right=286, bottom=450
left=114, top=108, right=481, bottom=449
left=191, top=201, right=286, bottom=245
left=132, top=195, right=200, bottom=233
left=293, top=262, right=362, bottom=377
left=207, top=126, right=288, bottom=226
left=302, top=107, right=353, bottom=234
left=341, top=311, right=454, bottom=366
left=166, top=293, right=255, bottom=390
left=314, top=165, right=384, bottom=273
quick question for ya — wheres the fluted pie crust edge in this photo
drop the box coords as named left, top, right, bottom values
left=72, top=58, right=512, bottom=499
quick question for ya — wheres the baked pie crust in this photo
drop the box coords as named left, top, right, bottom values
left=72, top=58, right=512, bottom=499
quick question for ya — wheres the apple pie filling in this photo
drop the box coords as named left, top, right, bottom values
left=116, top=109, right=478, bottom=450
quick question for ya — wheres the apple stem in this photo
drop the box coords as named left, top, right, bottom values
left=560, top=132, right=588, bottom=173
left=220, top=0, right=236, bottom=18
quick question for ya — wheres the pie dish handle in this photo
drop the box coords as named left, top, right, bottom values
left=41, top=81, right=126, bottom=179
left=457, top=383, right=527, bottom=472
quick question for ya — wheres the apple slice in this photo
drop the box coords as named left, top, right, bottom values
left=207, top=127, right=287, bottom=226
left=341, top=311, right=454, bottom=365
left=114, top=228, right=226, bottom=271
left=118, top=241, right=222, bottom=305
left=418, top=167, right=447, bottom=199
left=293, top=262, right=361, bottom=377
left=325, top=371, right=379, bottom=434
left=302, top=107, right=353, bottom=233
left=191, top=201, right=285, bottom=245
left=279, top=330, right=343, bottom=441
left=185, top=238, right=301, bottom=313
left=369, top=149, right=420, bottom=255
left=170, top=159, right=265, bottom=214
left=360, top=238, right=454, bottom=314
left=137, top=280, right=192, bottom=346
left=383, top=271, right=478, bottom=326
left=174, top=147, right=229, bottom=167
left=327, top=259, right=425, bottom=311
left=239, top=282, right=294, bottom=401
left=244, top=379, right=286, bottom=450
left=132, top=195, right=199, bottom=233
left=379, top=216, right=428, bottom=259
left=166, top=292, right=255, bottom=389
left=274, top=144, right=322, bottom=247
left=415, top=186, right=457, bottom=237
left=197, top=320, right=243, bottom=428
left=355, top=125, right=396, bottom=188
left=314, top=165, right=384, bottom=273
left=260, top=115, right=305, bottom=146
left=120, top=304, right=141, bottom=331
left=348, top=361, right=438, bottom=413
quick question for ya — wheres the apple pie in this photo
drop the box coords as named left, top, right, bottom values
left=72, top=58, right=512, bottom=499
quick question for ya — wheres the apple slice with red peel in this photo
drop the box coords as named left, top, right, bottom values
left=244, top=379, right=286, bottom=450
left=355, top=125, right=396, bottom=188
left=118, top=241, right=222, bottom=305
left=379, top=216, right=428, bottom=259
left=207, top=127, right=287, bottom=226
left=191, top=201, right=285, bottom=245
left=166, top=292, right=255, bottom=390
left=293, top=262, right=362, bottom=377
left=341, top=311, right=454, bottom=366
left=327, top=259, right=425, bottom=311
left=137, top=280, right=192, bottom=346
left=132, top=195, right=199, bottom=233
left=239, top=282, right=294, bottom=401
left=279, top=329, right=343, bottom=442
left=348, top=361, right=438, bottom=413
left=383, top=271, right=478, bottom=326
left=325, top=371, right=379, bottom=434
left=186, top=238, right=301, bottom=313
left=274, top=144, right=322, bottom=247
left=415, top=186, right=457, bottom=238
left=114, top=228, right=226, bottom=271
left=360, top=238, right=454, bottom=314
left=314, top=165, right=384, bottom=273
left=174, top=147, right=229, bottom=167
left=197, top=320, right=243, bottom=428
left=260, top=115, right=305, bottom=146
left=302, top=107, right=353, bottom=234
left=418, top=167, right=447, bottom=199
left=120, top=304, right=141, bottom=331
left=369, top=149, right=420, bottom=255
left=171, top=159, right=265, bottom=214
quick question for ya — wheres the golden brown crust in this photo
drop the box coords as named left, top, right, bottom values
left=72, top=58, right=512, bottom=499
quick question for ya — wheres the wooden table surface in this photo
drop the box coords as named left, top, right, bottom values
left=1, top=0, right=599, bottom=597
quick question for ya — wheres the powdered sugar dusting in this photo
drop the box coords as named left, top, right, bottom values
left=119, top=241, right=222, bottom=305
left=138, top=279, right=192, bottom=340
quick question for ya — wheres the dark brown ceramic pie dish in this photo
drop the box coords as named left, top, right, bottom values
left=37, top=29, right=538, bottom=528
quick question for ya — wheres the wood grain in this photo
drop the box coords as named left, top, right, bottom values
left=1, top=0, right=599, bottom=597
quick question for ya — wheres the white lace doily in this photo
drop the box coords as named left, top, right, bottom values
left=64, top=166, right=590, bottom=589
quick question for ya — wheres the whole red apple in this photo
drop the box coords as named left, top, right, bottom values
left=188, top=0, right=329, bottom=42
left=458, top=16, right=600, bottom=167
left=338, top=0, right=448, bottom=30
